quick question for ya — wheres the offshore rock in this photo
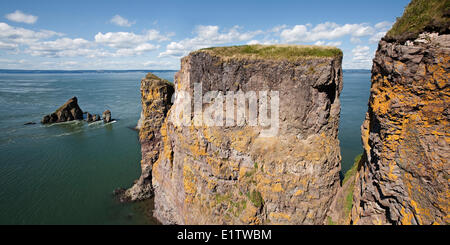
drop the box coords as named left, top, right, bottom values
left=41, top=97, right=83, bottom=124
left=151, top=45, right=343, bottom=224
left=352, top=33, right=450, bottom=224
left=86, top=112, right=101, bottom=123
left=102, top=110, right=112, bottom=123
left=123, top=73, right=174, bottom=201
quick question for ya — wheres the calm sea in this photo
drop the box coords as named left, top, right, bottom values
left=0, top=69, right=370, bottom=224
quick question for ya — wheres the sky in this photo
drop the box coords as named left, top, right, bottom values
left=0, top=0, right=411, bottom=70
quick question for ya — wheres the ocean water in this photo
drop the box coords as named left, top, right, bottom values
left=0, top=69, right=371, bottom=224
left=339, top=70, right=372, bottom=173
left=0, top=71, right=175, bottom=224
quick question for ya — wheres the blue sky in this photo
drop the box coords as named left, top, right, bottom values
left=0, top=0, right=410, bottom=70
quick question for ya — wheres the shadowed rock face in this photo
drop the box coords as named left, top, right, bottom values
left=352, top=34, right=450, bottom=225
left=41, top=97, right=83, bottom=124
left=123, top=73, right=174, bottom=202
left=150, top=47, right=343, bottom=224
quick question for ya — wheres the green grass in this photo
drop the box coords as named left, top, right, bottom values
left=344, top=184, right=354, bottom=215
left=196, top=44, right=343, bottom=61
left=386, top=0, right=450, bottom=42
left=342, top=154, right=362, bottom=185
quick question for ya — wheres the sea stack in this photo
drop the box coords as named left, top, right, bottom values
left=135, top=45, right=343, bottom=224
left=352, top=0, right=450, bottom=225
left=122, top=73, right=174, bottom=201
left=41, top=97, right=83, bottom=124
left=102, top=110, right=112, bottom=123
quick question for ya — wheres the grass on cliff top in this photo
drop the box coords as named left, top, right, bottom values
left=385, top=0, right=450, bottom=42
left=197, top=44, right=343, bottom=61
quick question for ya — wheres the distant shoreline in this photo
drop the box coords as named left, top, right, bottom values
left=0, top=69, right=179, bottom=74
left=0, top=69, right=369, bottom=74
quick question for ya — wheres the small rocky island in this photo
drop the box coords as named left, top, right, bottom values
left=41, top=96, right=113, bottom=125
left=41, top=97, right=83, bottom=124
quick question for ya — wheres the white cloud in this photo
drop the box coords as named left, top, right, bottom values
left=314, top=40, right=341, bottom=47
left=94, top=30, right=169, bottom=56
left=347, top=45, right=374, bottom=69
left=0, top=22, right=62, bottom=46
left=26, top=37, right=96, bottom=57
left=5, top=10, right=38, bottom=24
left=159, top=25, right=262, bottom=57
left=280, top=22, right=375, bottom=43
left=0, top=41, right=18, bottom=50
left=268, top=25, right=288, bottom=33
left=110, top=15, right=135, bottom=27
left=95, top=30, right=169, bottom=48
left=369, top=31, right=387, bottom=43
left=374, top=21, right=392, bottom=31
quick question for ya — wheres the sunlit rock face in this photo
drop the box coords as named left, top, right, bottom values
left=352, top=33, right=450, bottom=225
left=123, top=73, right=174, bottom=202
left=150, top=46, right=343, bottom=224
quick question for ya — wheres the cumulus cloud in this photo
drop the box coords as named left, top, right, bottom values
left=0, top=41, right=18, bottom=50
left=110, top=15, right=135, bottom=27
left=95, top=30, right=169, bottom=48
left=26, top=37, right=96, bottom=57
left=5, top=10, right=38, bottom=24
left=348, top=45, right=374, bottom=68
left=0, top=22, right=62, bottom=47
left=374, top=21, right=393, bottom=31
left=314, top=40, right=342, bottom=47
left=280, top=22, right=374, bottom=43
left=159, top=25, right=262, bottom=57
left=94, top=30, right=170, bottom=56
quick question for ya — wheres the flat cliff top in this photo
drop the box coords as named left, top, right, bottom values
left=385, top=0, right=450, bottom=42
left=194, top=44, right=343, bottom=61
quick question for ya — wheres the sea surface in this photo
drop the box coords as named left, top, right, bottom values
left=0, top=69, right=371, bottom=224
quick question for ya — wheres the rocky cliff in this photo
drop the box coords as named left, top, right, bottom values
left=146, top=45, right=343, bottom=224
left=123, top=73, right=174, bottom=202
left=352, top=0, right=450, bottom=225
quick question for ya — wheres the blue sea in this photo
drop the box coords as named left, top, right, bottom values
left=0, top=69, right=371, bottom=224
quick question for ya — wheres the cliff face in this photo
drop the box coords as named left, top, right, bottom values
left=150, top=45, right=343, bottom=224
left=352, top=16, right=450, bottom=224
left=124, top=73, right=174, bottom=201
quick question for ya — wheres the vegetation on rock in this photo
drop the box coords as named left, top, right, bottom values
left=385, top=0, right=450, bottom=42
left=196, top=44, right=343, bottom=60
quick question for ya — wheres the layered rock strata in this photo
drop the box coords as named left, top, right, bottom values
left=352, top=1, right=450, bottom=224
left=147, top=45, right=343, bottom=224
left=123, top=73, right=174, bottom=201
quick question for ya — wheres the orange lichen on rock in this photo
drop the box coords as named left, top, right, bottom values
left=352, top=33, right=450, bottom=225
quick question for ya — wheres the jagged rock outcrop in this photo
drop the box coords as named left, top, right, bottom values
left=41, top=97, right=83, bottom=124
left=85, top=112, right=101, bottom=123
left=122, top=73, right=174, bottom=202
left=148, top=45, right=343, bottom=224
left=102, top=110, right=112, bottom=123
left=352, top=0, right=450, bottom=225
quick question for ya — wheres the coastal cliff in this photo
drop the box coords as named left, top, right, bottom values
left=352, top=0, right=450, bottom=225
left=123, top=73, right=174, bottom=201
left=147, top=45, right=343, bottom=224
